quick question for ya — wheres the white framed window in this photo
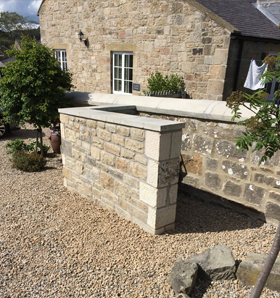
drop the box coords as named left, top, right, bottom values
left=55, top=49, right=67, bottom=71
left=113, top=52, right=133, bottom=94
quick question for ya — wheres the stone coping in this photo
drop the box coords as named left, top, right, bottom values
left=66, top=92, right=255, bottom=122
left=58, top=106, right=185, bottom=132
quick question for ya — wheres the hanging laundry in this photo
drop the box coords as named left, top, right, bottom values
left=244, top=59, right=267, bottom=90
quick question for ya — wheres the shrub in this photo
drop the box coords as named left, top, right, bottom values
left=144, top=71, right=185, bottom=94
left=5, top=139, right=27, bottom=154
left=5, top=138, right=50, bottom=155
left=11, top=150, right=46, bottom=172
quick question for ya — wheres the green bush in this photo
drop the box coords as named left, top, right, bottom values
left=5, top=138, right=49, bottom=155
left=11, top=150, right=46, bottom=172
left=5, top=139, right=27, bottom=154
left=144, top=71, right=184, bottom=94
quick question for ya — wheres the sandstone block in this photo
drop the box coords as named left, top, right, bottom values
left=116, top=157, right=129, bottom=173
left=112, top=134, right=125, bottom=146
left=134, top=154, right=147, bottom=165
left=139, top=182, right=167, bottom=208
left=117, top=125, right=130, bottom=136
left=101, top=151, right=115, bottom=167
left=237, top=252, right=280, bottom=292
left=108, top=168, right=123, bottom=180
left=131, top=128, right=145, bottom=141
left=207, top=80, right=224, bottom=96
left=167, top=260, right=198, bottom=295
left=121, top=148, right=135, bottom=159
left=213, top=49, right=228, bottom=65
left=123, top=175, right=139, bottom=189
left=63, top=167, right=72, bottom=180
left=105, top=123, right=116, bottom=133
left=100, top=172, right=114, bottom=192
left=171, top=131, right=183, bottom=159
left=61, top=139, right=72, bottom=157
left=91, top=147, right=100, bottom=160
left=97, top=128, right=111, bottom=141
left=115, top=181, right=130, bottom=200
left=104, top=142, right=121, bottom=156
left=86, top=119, right=97, bottom=129
left=147, top=160, right=159, bottom=187
left=130, top=162, right=147, bottom=180
left=127, top=202, right=147, bottom=222
left=125, top=139, right=144, bottom=153
left=92, top=136, right=104, bottom=149
left=145, top=131, right=171, bottom=161
left=169, top=184, right=178, bottom=205
left=76, top=161, right=84, bottom=174
left=128, top=197, right=148, bottom=212
left=60, top=114, right=68, bottom=124
left=269, top=191, right=280, bottom=203
left=148, top=204, right=177, bottom=229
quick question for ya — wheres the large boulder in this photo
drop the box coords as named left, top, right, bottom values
left=236, top=252, right=280, bottom=292
left=167, top=259, right=198, bottom=295
left=187, top=245, right=236, bottom=280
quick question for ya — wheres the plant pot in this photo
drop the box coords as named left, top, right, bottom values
left=49, top=128, right=61, bottom=154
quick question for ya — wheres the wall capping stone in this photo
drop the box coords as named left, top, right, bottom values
left=66, top=92, right=255, bottom=123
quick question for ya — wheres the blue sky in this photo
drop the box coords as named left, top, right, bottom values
left=0, top=0, right=41, bottom=23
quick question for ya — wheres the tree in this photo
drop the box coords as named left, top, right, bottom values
left=0, top=11, right=39, bottom=60
left=0, top=36, right=73, bottom=155
left=226, top=54, right=280, bottom=298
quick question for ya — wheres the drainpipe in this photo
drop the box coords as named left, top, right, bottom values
left=233, top=37, right=244, bottom=92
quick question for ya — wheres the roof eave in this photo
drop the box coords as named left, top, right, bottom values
left=37, top=0, right=46, bottom=16
left=185, top=0, right=241, bottom=34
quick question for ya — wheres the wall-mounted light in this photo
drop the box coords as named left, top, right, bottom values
left=78, top=30, right=89, bottom=47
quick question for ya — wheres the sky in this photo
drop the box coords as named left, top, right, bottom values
left=0, top=0, right=42, bottom=23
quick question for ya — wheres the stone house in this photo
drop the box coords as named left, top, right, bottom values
left=38, top=0, right=280, bottom=101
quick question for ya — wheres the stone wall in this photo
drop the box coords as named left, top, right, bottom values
left=59, top=106, right=184, bottom=234
left=142, top=113, right=280, bottom=226
left=39, top=0, right=231, bottom=100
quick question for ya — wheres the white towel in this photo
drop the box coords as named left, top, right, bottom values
left=244, top=60, right=267, bottom=90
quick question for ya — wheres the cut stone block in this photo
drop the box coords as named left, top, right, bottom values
left=236, top=252, right=280, bottom=292
left=167, top=259, right=198, bottom=295
left=187, top=245, right=236, bottom=280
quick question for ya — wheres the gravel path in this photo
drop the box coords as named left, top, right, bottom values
left=0, top=124, right=280, bottom=298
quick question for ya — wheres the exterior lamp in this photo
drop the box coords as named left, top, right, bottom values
left=78, top=30, right=89, bottom=47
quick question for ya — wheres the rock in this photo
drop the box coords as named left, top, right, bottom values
left=167, top=259, right=198, bottom=295
left=176, top=293, right=191, bottom=298
left=187, top=245, right=236, bottom=280
left=236, top=252, right=280, bottom=292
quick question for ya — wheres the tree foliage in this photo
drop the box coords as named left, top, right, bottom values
left=227, top=55, right=280, bottom=298
left=0, top=36, right=73, bottom=155
left=0, top=11, right=39, bottom=60
left=226, top=55, right=280, bottom=165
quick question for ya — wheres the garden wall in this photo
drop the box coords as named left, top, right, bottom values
left=59, top=106, right=184, bottom=234
left=65, top=92, right=280, bottom=227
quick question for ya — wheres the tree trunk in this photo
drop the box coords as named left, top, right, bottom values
left=36, top=127, right=44, bottom=157
left=250, top=222, right=280, bottom=298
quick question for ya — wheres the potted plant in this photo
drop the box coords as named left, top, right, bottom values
left=143, top=71, right=186, bottom=98
left=49, top=118, right=61, bottom=154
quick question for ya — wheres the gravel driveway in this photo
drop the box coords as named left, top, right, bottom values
left=0, top=125, right=279, bottom=298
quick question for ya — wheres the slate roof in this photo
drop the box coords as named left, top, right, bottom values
left=194, top=0, right=280, bottom=41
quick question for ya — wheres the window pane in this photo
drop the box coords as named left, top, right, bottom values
left=114, top=79, right=122, bottom=92
left=124, top=69, right=133, bottom=81
left=114, top=67, right=122, bottom=79
left=125, top=55, right=133, bottom=67
left=114, top=54, right=122, bottom=67
left=124, top=81, right=132, bottom=93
